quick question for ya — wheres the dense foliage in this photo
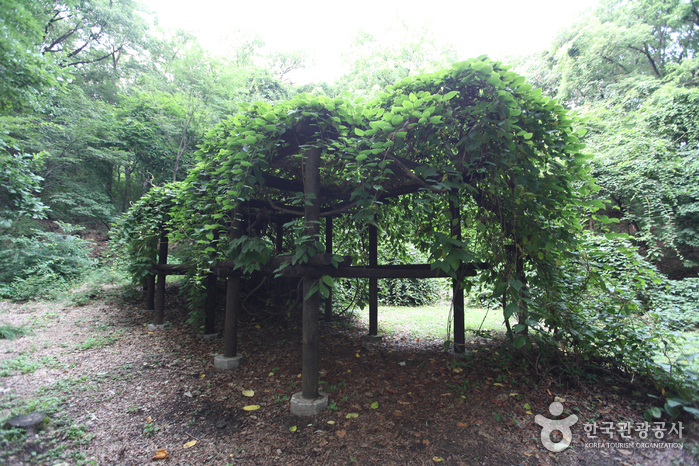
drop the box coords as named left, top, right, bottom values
left=1, top=0, right=697, bottom=422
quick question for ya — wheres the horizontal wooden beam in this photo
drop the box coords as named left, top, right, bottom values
left=151, top=260, right=488, bottom=279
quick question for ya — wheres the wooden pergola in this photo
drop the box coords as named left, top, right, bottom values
left=126, top=58, right=581, bottom=415
left=142, top=139, right=487, bottom=412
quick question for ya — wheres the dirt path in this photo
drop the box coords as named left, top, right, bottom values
left=0, top=288, right=697, bottom=465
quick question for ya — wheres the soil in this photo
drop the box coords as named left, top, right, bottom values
left=0, top=285, right=697, bottom=465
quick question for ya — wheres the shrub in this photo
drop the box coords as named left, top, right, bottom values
left=0, top=230, right=96, bottom=301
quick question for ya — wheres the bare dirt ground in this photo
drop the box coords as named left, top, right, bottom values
left=0, top=285, right=697, bottom=465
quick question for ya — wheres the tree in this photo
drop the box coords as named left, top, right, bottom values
left=337, top=23, right=458, bottom=99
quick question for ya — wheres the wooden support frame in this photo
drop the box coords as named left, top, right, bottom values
left=302, top=148, right=321, bottom=400
left=224, top=216, right=243, bottom=358
left=368, top=223, right=378, bottom=336
left=145, top=273, right=155, bottom=310
left=324, top=216, right=333, bottom=322
left=450, top=196, right=465, bottom=353
left=153, top=231, right=168, bottom=326
left=204, top=230, right=220, bottom=335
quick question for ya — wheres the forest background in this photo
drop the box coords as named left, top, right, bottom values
left=1, top=0, right=698, bottom=420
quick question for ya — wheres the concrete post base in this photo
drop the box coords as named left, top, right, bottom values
left=214, top=354, right=244, bottom=370
left=447, top=349, right=470, bottom=359
left=147, top=324, right=165, bottom=331
left=290, top=391, right=328, bottom=416
left=198, top=332, right=220, bottom=340
left=361, top=334, right=384, bottom=342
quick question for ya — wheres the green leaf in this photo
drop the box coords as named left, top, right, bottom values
left=512, top=335, right=527, bottom=349
left=346, top=413, right=359, bottom=419
left=504, top=302, right=519, bottom=319
left=391, top=115, right=404, bottom=126
left=509, top=280, right=523, bottom=292
left=370, top=401, right=379, bottom=409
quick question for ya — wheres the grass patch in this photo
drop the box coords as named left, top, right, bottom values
left=355, top=303, right=508, bottom=339
left=0, top=323, right=33, bottom=340
left=0, top=389, right=95, bottom=465
left=0, top=354, right=56, bottom=377
left=77, top=335, right=118, bottom=351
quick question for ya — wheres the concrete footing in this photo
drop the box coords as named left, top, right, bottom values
left=198, top=333, right=220, bottom=340
left=361, top=334, right=384, bottom=342
left=214, top=354, right=244, bottom=370
left=147, top=324, right=165, bottom=331
left=447, top=349, right=470, bottom=359
left=290, top=391, right=328, bottom=416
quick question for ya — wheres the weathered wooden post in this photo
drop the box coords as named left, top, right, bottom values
left=367, top=223, right=380, bottom=338
left=215, top=215, right=244, bottom=369
left=290, top=148, right=328, bottom=416
left=324, top=216, right=333, bottom=322
left=150, top=230, right=168, bottom=329
left=145, top=274, right=155, bottom=310
left=145, top=236, right=156, bottom=310
left=202, top=230, right=220, bottom=337
left=450, top=196, right=466, bottom=354
left=274, top=222, right=284, bottom=309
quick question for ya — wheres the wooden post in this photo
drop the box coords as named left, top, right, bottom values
left=368, top=223, right=378, bottom=336
left=153, top=231, right=169, bottom=326
left=204, top=230, right=220, bottom=335
left=450, top=196, right=465, bottom=353
left=145, top=274, right=155, bottom=310
left=145, top=238, right=157, bottom=310
left=274, top=222, right=283, bottom=308
left=324, top=216, right=333, bottom=322
left=223, top=216, right=242, bottom=358
left=302, top=148, right=321, bottom=400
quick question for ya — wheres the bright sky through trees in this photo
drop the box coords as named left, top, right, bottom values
left=145, top=0, right=601, bottom=83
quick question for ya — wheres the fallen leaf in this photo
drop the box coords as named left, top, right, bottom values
left=146, top=416, right=153, bottom=423
left=255, top=324, right=261, bottom=329
left=268, top=372, right=274, bottom=377
left=398, top=401, right=410, bottom=405
left=356, top=353, right=360, bottom=358
left=346, top=413, right=359, bottom=419
left=183, top=440, right=196, bottom=449
left=554, top=396, right=565, bottom=403
left=394, top=410, right=402, bottom=415
left=523, top=403, right=531, bottom=410
left=327, top=420, right=335, bottom=425
left=423, top=439, right=430, bottom=446
left=243, top=405, right=260, bottom=411
left=618, top=449, right=632, bottom=455
left=336, top=429, right=346, bottom=438
left=289, top=425, right=297, bottom=432
left=456, top=422, right=469, bottom=427
left=452, top=368, right=463, bottom=373
left=433, top=457, right=443, bottom=462
left=509, top=393, right=518, bottom=397
left=199, top=374, right=205, bottom=379
left=398, top=361, right=406, bottom=366
left=184, top=391, right=192, bottom=398
left=152, top=448, right=168, bottom=460
left=370, top=401, right=379, bottom=409
left=526, top=411, right=533, bottom=415
left=242, top=390, right=254, bottom=397
left=493, top=382, right=504, bottom=387
left=523, top=452, right=532, bottom=457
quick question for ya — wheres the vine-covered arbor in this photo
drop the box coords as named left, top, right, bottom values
left=113, top=57, right=591, bottom=415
